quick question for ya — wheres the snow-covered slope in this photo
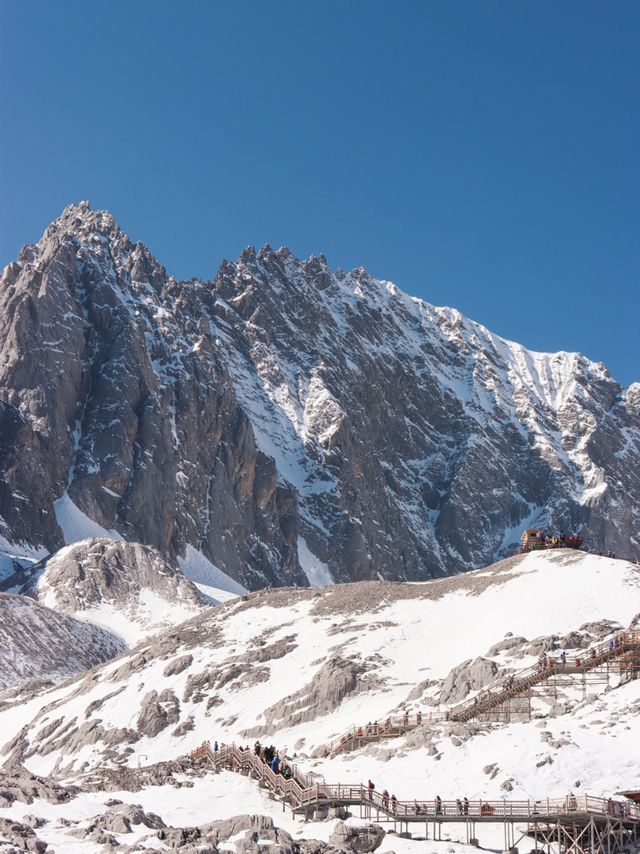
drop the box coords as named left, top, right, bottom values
left=1, top=202, right=638, bottom=588
left=0, top=592, right=125, bottom=689
left=2, top=551, right=638, bottom=801
left=13, top=538, right=210, bottom=646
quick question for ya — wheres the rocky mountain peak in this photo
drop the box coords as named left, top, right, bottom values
left=0, top=205, right=638, bottom=589
left=37, top=201, right=126, bottom=260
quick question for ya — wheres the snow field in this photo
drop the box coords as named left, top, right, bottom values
left=1, top=550, right=638, bottom=846
left=0, top=771, right=538, bottom=854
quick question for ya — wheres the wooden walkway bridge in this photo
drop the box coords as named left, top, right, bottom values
left=191, top=743, right=640, bottom=854
left=327, top=630, right=640, bottom=753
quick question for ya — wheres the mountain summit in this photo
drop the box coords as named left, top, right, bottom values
left=1, top=203, right=638, bottom=588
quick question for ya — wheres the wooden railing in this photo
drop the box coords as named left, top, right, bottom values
left=190, top=742, right=640, bottom=823
left=191, top=744, right=326, bottom=808
left=326, top=630, right=640, bottom=748
left=327, top=712, right=445, bottom=753
left=448, top=630, right=639, bottom=723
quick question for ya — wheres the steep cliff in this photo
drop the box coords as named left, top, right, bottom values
left=1, top=203, right=638, bottom=586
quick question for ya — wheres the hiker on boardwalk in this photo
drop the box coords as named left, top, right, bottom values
left=560, top=651, right=567, bottom=666
left=368, top=779, right=375, bottom=800
left=391, top=794, right=397, bottom=813
left=463, top=797, right=469, bottom=815
left=271, top=754, right=280, bottom=774
left=382, top=789, right=390, bottom=809
left=435, top=795, right=443, bottom=815
left=456, top=798, right=463, bottom=815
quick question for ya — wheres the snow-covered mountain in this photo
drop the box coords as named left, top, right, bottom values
left=2, top=551, right=638, bottom=784
left=1, top=202, right=638, bottom=588
left=0, top=551, right=638, bottom=852
left=0, top=592, right=125, bottom=689
left=0, top=539, right=213, bottom=691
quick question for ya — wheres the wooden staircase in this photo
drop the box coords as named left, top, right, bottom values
left=447, top=630, right=639, bottom=723
left=325, top=630, right=640, bottom=750
left=190, top=743, right=640, bottom=830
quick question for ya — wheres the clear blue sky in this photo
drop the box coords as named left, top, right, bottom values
left=1, top=1, right=638, bottom=385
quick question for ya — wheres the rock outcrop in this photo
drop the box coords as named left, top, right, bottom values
left=0, top=763, right=77, bottom=806
left=0, top=816, right=50, bottom=851
left=1, top=202, right=639, bottom=588
left=137, top=689, right=181, bottom=737
left=69, top=800, right=165, bottom=838
left=127, top=814, right=296, bottom=854
left=438, top=657, right=500, bottom=705
left=329, top=820, right=385, bottom=853
left=9, top=538, right=208, bottom=644
left=249, top=656, right=372, bottom=734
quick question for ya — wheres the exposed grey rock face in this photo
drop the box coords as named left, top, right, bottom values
left=1, top=202, right=638, bottom=588
left=438, top=657, right=500, bottom=705
left=329, top=820, right=385, bottom=853
left=77, top=757, right=200, bottom=793
left=137, top=689, right=180, bottom=737
left=0, top=593, right=125, bottom=689
left=0, top=203, right=303, bottom=590
left=0, top=816, right=50, bottom=851
left=247, top=656, right=371, bottom=735
left=68, top=801, right=166, bottom=838
left=0, top=763, right=77, bottom=806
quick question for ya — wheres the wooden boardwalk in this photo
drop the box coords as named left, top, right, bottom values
left=191, top=743, right=640, bottom=854
left=326, top=630, right=640, bottom=753
left=188, top=629, right=640, bottom=854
